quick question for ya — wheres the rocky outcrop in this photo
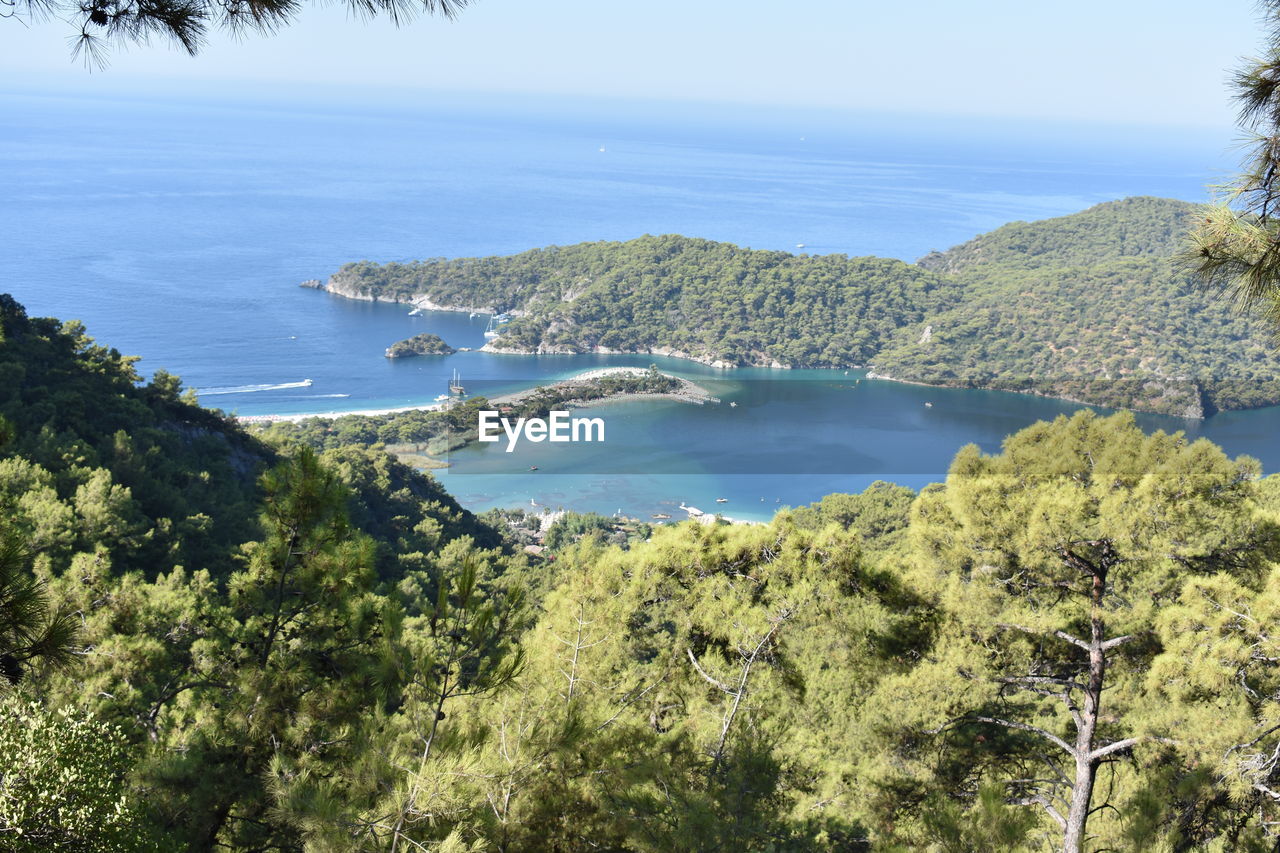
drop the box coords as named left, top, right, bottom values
left=385, top=333, right=457, bottom=359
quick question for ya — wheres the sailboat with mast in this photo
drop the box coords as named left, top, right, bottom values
left=449, top=368, right=466, bottom=396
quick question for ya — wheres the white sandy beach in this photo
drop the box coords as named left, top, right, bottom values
left=234, top=367, right=714, bottom=424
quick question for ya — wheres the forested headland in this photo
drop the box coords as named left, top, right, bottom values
left=8, top=292, right=1280, bottom=850
left=320, top=197, right=1279, bottom=417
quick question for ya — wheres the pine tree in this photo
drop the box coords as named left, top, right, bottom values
left=1188, top=0, right=1280, bottom=328
left=878, top=411, right=1278, bottom=852
left=148, top=447, right=401, bottom=848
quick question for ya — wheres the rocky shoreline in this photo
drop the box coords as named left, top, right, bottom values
left=303, top=277, right=1207, bottom=417
left=865, top=371, right=1207, bottom=419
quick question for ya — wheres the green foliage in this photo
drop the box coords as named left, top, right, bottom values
left=789, top=480, right=916, bottom=557
left=867, top=410, right=1279, bottom=850
left=384, top=333, right=457, bottom=358
left=543, top=510, right=652, bottom=551
left=252, top=396, right=491, bottom=457
left=330, top=200, right=1280, bottom=414
left=15, top=298, right=1280, bottom=849
left=0, top=293, right=264, bottom=576
left=0, top=694, right=160, bottom=851
left=878, top=198, right=1280, bottom=416
left=0, top=521, right=78, bottom=686
left=331, top=235, right=952, bottom=369
left=349, top=554, right=527, bottom=849
left=11, top=0, right=466, bottom=66
left=1186, top=1, right=1280, bottom=332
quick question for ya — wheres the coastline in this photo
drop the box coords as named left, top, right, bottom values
left=307, top=278, right=1211, bottom=417
left=864, top=371, right=1205, bottom=419
left=233, top=367, right=715, bottom=424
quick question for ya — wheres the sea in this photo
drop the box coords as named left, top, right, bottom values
left=3, top=86, right=1269, bottom=521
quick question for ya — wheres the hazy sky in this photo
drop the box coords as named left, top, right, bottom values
left=0, top=0, right=1265, bottom=127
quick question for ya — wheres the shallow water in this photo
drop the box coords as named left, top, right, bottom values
left=4, top=89, right=1260, bottom=519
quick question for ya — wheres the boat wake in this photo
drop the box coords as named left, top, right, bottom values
left=198, top=380, right=314, bottom=396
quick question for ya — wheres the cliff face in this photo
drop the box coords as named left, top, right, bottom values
left=321, top=272, right=381, bottom=302
left=319, top=271, right=507, bottom=315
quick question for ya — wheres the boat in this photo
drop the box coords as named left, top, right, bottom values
left=716, top=498, right=728, bottom=503
left=796, top=243, right=806, bottom=249
left=924, top=402, right=933, bottom=408
left=651, top=513, right=671, bottom=519
left=483, top=317, right=500, bottom=339
left=449, top=369, right=466, bottom=395
left=301, top=379, right=313, bottom=387
left=434, top=394, right=450, bottom=403
left=469, top=311, right=477, bottom=319
left=408, top=307, right=422, bottom=316
left=529, top=466, right=538, bottom=471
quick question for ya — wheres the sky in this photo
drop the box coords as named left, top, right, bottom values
left=0, top=0, right=1266, bottom=128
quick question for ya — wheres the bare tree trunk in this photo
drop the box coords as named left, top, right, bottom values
left=1062, top=571, right=1107, bottom=853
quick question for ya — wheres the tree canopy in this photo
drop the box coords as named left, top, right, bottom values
left=10, top=297, right=1280, bottom=848
left=4, top=0, right=467, bottom=66
left=325, top=198, right=1280, bottom=416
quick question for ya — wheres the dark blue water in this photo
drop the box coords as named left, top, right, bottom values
left=4, top=88, right=1271, bottom=520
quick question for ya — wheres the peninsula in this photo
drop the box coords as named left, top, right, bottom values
left=305, top=197, right=1280, bottom=417
left=240, top=367, right=714, bottom=467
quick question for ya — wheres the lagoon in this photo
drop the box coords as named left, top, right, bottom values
left=4, top=88, right=1268, bottom=521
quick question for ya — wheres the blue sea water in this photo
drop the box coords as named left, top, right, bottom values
left=3, top=87, right=1270, bottom=520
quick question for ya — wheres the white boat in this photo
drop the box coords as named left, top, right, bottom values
left=449, top=369, right=466, bottom=395
left=483, top=317, right=500, bottom=339
left=408, top=308, right=422, bottom=316
left=434, top=394, right=450, bottom=403
left=301, top=379, right=313, bottom=387
left=716, top=498, right=728, bottom=503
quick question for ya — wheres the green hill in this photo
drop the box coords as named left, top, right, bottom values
left=917, top=196, right=1196, bottom=273
left=877, top=197, right=1279, bottom=416
left=327, top=237, right=957, bottom=368
left=321, top=197, right=1280, bottom=416
left=0, top=295, right=504, bottom=582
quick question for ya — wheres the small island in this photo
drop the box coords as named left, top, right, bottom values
left=384, top=333, right=456, bottom=358
left=318, top=198, right=1280, bottom=417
